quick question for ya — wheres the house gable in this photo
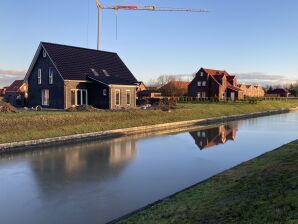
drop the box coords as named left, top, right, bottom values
left=27, top=47, right=65, bottom=109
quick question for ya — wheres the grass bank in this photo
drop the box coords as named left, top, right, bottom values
left=0, top=100, right=297, bottom=144
left=117, top=140, right=298, bottom=224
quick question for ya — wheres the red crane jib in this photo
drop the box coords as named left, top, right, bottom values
left=113, top=5, right=138, bottom=10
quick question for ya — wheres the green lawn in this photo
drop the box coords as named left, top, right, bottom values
left=0, top=100, right=297, bottom=144
left=117, top=140, right=298, bottom=224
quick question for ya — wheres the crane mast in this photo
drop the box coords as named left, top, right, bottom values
left=95, top=0, right=208, bottom=50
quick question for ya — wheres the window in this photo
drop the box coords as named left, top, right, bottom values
left=115, top=89, right=121, bottom=106
left=103, top=89, right=107, bottom=96
left=38, top=69, right=42, bottom=84
left=49, top=68, right=54, bottom=84
left=200, top=72, right=204, bottom=77
left=202, top=92, right=206, bottom=98
left=91, top=68, right=99, bottom=76
left=126, top=90, right=131, bottom=105
left=43, top=49, right=47, bottom=58
left=202, top=132, right=206, bottom=138
left=197, top=81, right=202, bottom=87
left=202, top=81, right=206, bottom=86
left=70, top=89, right=88, bottom=106
left=197, top=92, right=201, bottom=98
left=42, top=89, right=49, bottom=106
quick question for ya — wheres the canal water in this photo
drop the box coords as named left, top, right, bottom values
left=0, top=112, right=298, bottom=224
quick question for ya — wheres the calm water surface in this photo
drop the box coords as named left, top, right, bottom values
left=1, top=112, right=298, bottom=224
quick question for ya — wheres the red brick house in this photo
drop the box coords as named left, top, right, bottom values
left=188, top=68, right=244, bottom=100
left=4, top=80, right=28, bottom=106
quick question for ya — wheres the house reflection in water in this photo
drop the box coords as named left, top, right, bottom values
left=189, top=124, right=238, bottom=150
left=26, top=138, right=137, bottom=196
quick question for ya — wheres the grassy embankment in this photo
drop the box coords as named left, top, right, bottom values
left=117, top=140, right=298, bottom=224
left=0, top=100, right=297, bottom=144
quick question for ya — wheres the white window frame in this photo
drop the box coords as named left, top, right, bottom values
left=43, top=49, right=47, bottom=58
left=49, top=67, right=54, bottom=84
left=38, top=69, right=42, bottom=84
left=197, top=81, right=202, bottom=87
left=200, top=72, right=204, bottom=77
left=126, top=90, right=131, bottom=105
left=103, top=89, right=107, bottom=96
left=115, top=89, right=121, bottom=106
left=42, top=89, right=49, bottom=106
left=202, top=81, right=206, bottom=86
left=202, top=132, right=206, bottom=138
left=197, top=92, right=201, bottom=98
left=71, top=89, right=88, bottom=106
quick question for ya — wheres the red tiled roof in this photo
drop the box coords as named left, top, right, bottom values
left=227, top=82, right=242, bottom=92
left=203, top=68, right=230, bottom=77
left=5, top=80, right=24, bottom=92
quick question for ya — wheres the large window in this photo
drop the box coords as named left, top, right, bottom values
left=38, top=69, right=42, bottom=84
left=42, top=89, right=49, bottom=106
left=49, top=68, right=54, bottom=84
left=126, top=90, right=131, bottom=105
left=115, top=89, right=121, bottom=106
left=71, top=89, right=88, bottom=106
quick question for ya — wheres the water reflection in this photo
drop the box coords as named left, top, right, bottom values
left=1, top=112, right=298, bottom=224
left=190, top=124, right=238, bottom=150
left=28, top=139, right=137, bottom=195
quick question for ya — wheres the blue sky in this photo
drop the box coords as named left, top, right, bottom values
left=0, top=0, right=297, bottom=87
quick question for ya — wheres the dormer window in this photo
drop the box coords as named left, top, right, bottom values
left=91, top=68, right=99, bottom=76
left=43, top=49, right=47, bottom=58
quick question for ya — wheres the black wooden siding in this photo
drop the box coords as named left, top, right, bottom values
left=27, top=49, right=65, bottom=109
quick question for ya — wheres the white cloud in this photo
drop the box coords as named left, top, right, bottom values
left=0, top=69, right=26, bottom=87
left=233, top=72, right=297, bottom=86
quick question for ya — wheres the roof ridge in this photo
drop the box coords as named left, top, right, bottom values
left=41, top=41, right=118, bottom=55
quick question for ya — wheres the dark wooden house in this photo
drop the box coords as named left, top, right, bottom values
left=188, top=68, right=244, bottom=100
left=25, top=42, right=138, bottom=109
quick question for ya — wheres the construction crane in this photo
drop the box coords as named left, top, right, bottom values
left=95, top=0, right=208, bottom=50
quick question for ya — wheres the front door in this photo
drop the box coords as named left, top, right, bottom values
left=231, top=92, right=235, bottom=101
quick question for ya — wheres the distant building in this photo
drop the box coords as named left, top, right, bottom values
left=4, top=80, right=28, bottom=107
left=266, top=88, right=290, bottom=97
left=0, top=87, right=7, bottom=96
left=136, top=82, right=147, bottom=93
left=137, top=90, right=162, bottom=99
left=238, top=84, right=265, bottom=98
left=160, top=80, right=190, bottom=97
left=188, top=68, right=244, bottom=100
